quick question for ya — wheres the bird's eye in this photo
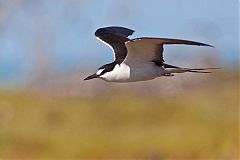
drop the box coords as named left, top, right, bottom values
left=96, top=69, right=105, bottom=75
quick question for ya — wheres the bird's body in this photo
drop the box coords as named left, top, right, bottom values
left=99, top=62, right=163, bottom=82
left=84, top=26, right=218, bottom=82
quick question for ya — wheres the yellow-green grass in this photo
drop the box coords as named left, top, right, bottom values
left=0, top=77, right=238, bottom=159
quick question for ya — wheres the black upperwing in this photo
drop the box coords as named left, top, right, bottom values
left=95, top=26, right=135, bottom=64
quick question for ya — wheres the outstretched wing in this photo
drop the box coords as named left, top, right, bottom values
left=124, top=37, right=213, bottom=65
left=95, top=26, right=135, bottom=64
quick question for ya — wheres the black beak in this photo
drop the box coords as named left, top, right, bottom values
left=84, top=73, right=99, bottom=80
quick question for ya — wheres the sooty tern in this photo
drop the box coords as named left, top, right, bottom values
left=84, top=26, right=218, bottom=82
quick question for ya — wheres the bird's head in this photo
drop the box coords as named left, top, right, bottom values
left=84, top=62, right=116, bottom=81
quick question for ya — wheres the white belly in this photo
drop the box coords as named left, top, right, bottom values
left=100, top=63, right=164, bottom=82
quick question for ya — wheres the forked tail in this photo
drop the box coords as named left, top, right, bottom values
left=163, top=63, right=220, bottom=74
left=186, top=68, right=220, bottom=73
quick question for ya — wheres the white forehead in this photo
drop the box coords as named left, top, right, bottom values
left=96, top=68, right=105, bottom=75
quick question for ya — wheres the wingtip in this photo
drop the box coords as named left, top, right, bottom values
left=95, top=26, right=135, bottom=37
left=196, top=42, right=214, bottom=48
left=205, top=44, right=215, bottom=48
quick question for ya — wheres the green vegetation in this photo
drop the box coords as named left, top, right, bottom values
left=0, top=74, right=238, bottom=159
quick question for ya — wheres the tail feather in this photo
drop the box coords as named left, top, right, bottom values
left=188, top=70, right=211, bottom=73
left=187, top=67, right=220, bottom=73
left=187, top=67, right=221, bottom=70
left=163, top=63, right=220, bottom=74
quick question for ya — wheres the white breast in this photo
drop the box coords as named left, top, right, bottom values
left=99, top=63, right=130, bottom=82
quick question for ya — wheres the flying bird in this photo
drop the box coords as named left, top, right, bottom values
left=84, top=26, right=218, bottom=82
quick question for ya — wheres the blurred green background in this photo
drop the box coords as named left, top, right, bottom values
left=0, top=71, right=238, bottom=159
left=0, top=0, right=239, bottom=159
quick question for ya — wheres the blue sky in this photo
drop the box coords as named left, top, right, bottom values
left=0, top=0, right=238, bottom=85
